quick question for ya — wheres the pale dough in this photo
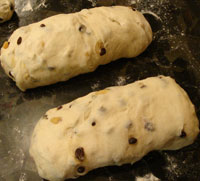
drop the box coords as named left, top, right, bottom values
left=0, top=6, right=152, bottom=91
left=29, top=76, right=199, bottom=181
left=0, top=0, right=14, bottom=23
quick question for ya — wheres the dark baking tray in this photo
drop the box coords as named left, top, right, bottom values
left=0, top=0, right=200, bottom=180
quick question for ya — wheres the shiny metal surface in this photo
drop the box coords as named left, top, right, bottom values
left=0, top=0, right=200, bottom=180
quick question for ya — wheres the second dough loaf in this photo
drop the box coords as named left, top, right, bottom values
left=30, top=76, right=199, bottom=181
left=0, top=6, right=152, bottom=91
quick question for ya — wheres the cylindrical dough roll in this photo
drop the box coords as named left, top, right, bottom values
left=0, top=6, right=152, bottom=91
left=29, top=76, right=199, bottom=181
left=0, top=0, right=14, bottom=23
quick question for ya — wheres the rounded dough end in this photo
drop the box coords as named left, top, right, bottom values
left=0, top=0, right=15, bottom=23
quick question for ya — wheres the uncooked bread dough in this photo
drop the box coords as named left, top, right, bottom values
left=0, top=0, right=14, bottom=23
left=0, top=6, right=152, bottom=91
left=29, top=76, right=199, bottom=181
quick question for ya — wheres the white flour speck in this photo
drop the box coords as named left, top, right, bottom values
left=136, top=173, right=160, bottom=181
left=164, top=153, right=181, bottom=177
left=115, top=76, right=130, bottom=86
left=14, top=127, right=21, bottom=134
left=35, top=0, right=48, bottom=10
left=88, top=0, right=97, bottom=7
left=19, top=172, right=27, bottom=181
left=91, top=82, right=100, bottom=90
left=181, top=32, right=185, bottom=36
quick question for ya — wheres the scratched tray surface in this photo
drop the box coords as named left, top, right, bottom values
left=0, top=0, right=200, bottom=181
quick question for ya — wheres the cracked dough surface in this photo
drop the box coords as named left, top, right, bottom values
left=0, top=0, right=14, bottom=23
left=0, top=6, right=152, bottom=91
left=29, top=76, right=199, bottom=181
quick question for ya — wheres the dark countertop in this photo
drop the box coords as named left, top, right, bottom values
left=0, top=0, right=200, bottom=181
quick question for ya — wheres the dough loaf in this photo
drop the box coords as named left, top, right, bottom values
left=0, top=6, right=152, bottom=91
left=0, top=0, right=14, bottom=23
left=29, top=76, right=199, bottom=181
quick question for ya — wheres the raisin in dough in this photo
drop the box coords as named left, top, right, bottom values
left=0, top=6, right=152, bottom=91
left=0, top=0, right=14, bottom=23
left=29, top=76, right=199, bottom=181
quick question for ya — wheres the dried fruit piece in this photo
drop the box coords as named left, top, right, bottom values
left=10, top=3, right=14, bottom=11
left=50, top=117, right=62, bottom=124
left=128, top=6, right=136, bottom=11
left=95, top=40, right=106, bottom=56
left=3, top=41, right=9, bottom=49
left=48, top=67, right=55, bottom=71
left=57, top=105, right=63, bottom=110
left=79, top=24, right=86, bottom=32
left=180, top=130, right=186, bottom=138
left=91, top=122, right=96, bottom=126
left=17, top=37, right=22, bottom=45
left=100, top=48, right=106, bottom=56
left=140, top=84, right=147, bottom=88
left=77, top=166, right=85, bottom=173
left=75, top=147, right=85, bottom=161
left=95, top=89, right=108, bottom=95
left=40, top=24, right=46, bottom=27
left=129, top=137, right=137, bottom=144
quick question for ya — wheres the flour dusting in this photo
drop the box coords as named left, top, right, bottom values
left=164, top=153, right=181, bottom=177
left=22, top=0, right=33, bottom=12
left=35, top=0, right=48, bottom=10
left=136, top=173, right=160, bottom=181
left=91, top=81, right=100, bottom=90
left=115, top=76, right=130, bottom=86
left=19, top=172, right=27, bottom=181
left=88, top=0, right=97, bottom=7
